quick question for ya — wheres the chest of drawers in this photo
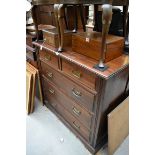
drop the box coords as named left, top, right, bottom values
left=34, top=42, right=129, bottom=154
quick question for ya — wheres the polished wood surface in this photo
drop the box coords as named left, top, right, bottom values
left=61, top=59, right=96, bottom=90
left=39, top=49, right=59, bottom=69
left=33, top=41, right=129, bottom=79
left=43, top=28, right=72, bottom=48
left=40, top=61, right=96, bottom=111
left=31, top=0, right=129, bottom=68
left=28, top=1, right=129, bottom=153
left=72, top=32, right=124, bottom=62
left=42, top=75, right=93, bottom=129
left=35, top=40, right=129, bottom=154
left=42, top=77, right=90, bottom=141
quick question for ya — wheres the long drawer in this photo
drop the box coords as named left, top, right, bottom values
left=61, top=59, right=96, bottom=90
left=42, top=76, right=93, bottom=130
left=40, top=61, right=96, bottom=112
left=42, top=77, right=90, bottom=141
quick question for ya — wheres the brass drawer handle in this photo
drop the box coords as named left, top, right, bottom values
left=72, top=107, right=81, bottom=116
left=73, top=121, right=80, bottom=130
left=72, top=88, right=82, bottom=97
left=51, top=102, right=57, bottom=107
left=49, top=88, right=55, bottom=95
left=47, top=72, right=53, bottom=78
left=72, top=70, right=81, bottom=79
left=44, top=54, right=51, bottom=61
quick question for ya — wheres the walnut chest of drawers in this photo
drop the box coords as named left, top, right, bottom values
left=34, top=42, right=129, bottom=154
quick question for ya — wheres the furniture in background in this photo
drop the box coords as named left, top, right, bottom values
left=31, top=0, right=129, bottom=70
left=26, top=9, right=38, bottom=68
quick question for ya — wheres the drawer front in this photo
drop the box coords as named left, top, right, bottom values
left=42, top=78, right=90, bottom=141
left=41, top=61, right=95, bottom=112
left=42, top=77, right=93, bottom=129
left=39, top=49, right=58, bottom=69
left=62, top=59, right=96, bottom=90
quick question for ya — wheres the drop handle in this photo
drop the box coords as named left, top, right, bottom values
left=72, top=107, right=81, bottom=116
left=73, top=121, right=80, bottom=130
left=47, top=72, right=53, bottom=78
left=72, top=70, right=81, bottom=79
left=44, top=54, right=51, bottom=61
left=49, top=89, right=55, bottom=95
left=72, top=88, right=82, bottom=97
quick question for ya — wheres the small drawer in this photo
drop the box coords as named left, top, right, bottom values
left=42, top=81, right=90, bottom=142
left=39, top=49, right=58, bottom=69
left=41, top=61, right=95, bottom=112
left=42, top=77, right=93, bottom=129
left=62, top=59, right=96, bottom=90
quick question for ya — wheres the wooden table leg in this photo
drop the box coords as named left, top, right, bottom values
left=94, top=4, right=113, bottom=71
left=31, top=5, right=39, bottom=41
left=79, top=4, right=86, bottom=32
left=54, top=4, right=61, bottom=52
left=57, top=4, right=65, bottom=52
left=54, top=4, right=64, bottom=52
left=123, top=5, right=129, bottom=39
left=93, top=4, right=99, bottom=32
left=72, top=5, right=78, bottom=33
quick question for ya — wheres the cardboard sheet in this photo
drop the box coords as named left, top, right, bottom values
left=108, top=97, right=129, bottom=155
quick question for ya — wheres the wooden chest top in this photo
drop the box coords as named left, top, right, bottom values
left=33, top=41, right=129, bottom=79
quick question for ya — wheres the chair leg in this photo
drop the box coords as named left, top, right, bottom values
left=79, top=4, right=86, bottom=32
left=123, top=5, right=129, bottom=38
left=93, top=4, right=99, bottom=32
left=64, top=7, right=69, bottom=30
left=73, top=5, right=78, bottom=32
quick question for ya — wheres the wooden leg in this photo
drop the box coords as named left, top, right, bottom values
left=31, top=5, right=39, bottom=41
left=72, top=5, right=78, bottom=33
left=57, top=4, right=64, bottom=52
left=54, top=4, right=62, bottom=52
left=79, top=4, right=86, bottom=32
left=123, top=5, right=129, bottom=39
left=64, top=7, right=69, bottom=30
left=93, top=4, right=99, bottom=31
left=94, top=4, right=112, bottom=71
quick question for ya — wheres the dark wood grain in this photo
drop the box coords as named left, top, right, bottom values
left=61, top=58, right=96, bottom=90
left=91, top=66, right=129, bottom=148
left=39, top=49, right=59, bottom=69
left=42, top=28, right=72, bottom=48
left=42, top=77, right=90, bottom=141
left=33, top=41, right=129, bottom=79
left=42, top=76, right=93, bottom=129
left=40, top=61, right=96, bottom=111
left=72, top=32, right=124, bottom=62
